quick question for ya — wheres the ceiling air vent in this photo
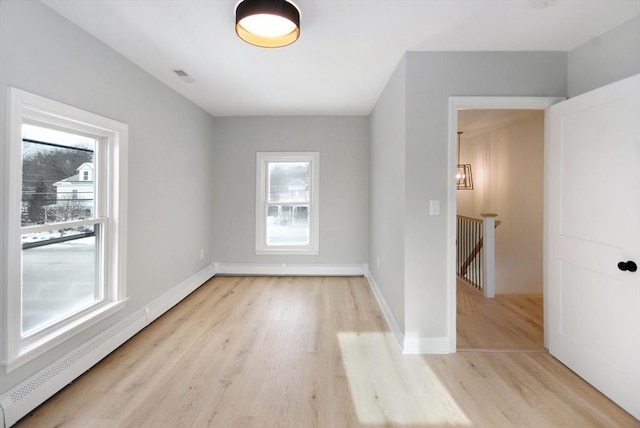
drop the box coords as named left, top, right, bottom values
left=173, top=69, right=196, bottom=83
left=529, top=0, right=558, bottom=8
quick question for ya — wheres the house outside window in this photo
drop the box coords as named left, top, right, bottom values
left=53, top=162, right=95, bottom=219
left=255, top=152, right=319, bottom=255
left=3, top=88, right=128, bottom=371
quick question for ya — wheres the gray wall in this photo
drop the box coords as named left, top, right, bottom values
left=211, top=116, right=369, bottom=265
left=0, top=1, right=217, bottom=392
left=401, top=52, right=566, bottom=339
left=369, top=58, right=407, bottom=331
left=369, top=13, right=639, bottom=343
left=568, top=16, right=640, bottom=97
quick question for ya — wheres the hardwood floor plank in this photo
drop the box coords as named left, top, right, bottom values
left=15, top=276, right=639, bottom=428
left=456, top=279, right=544, bottom=350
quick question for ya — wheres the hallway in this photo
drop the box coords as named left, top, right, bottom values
left=457, top=279, right=544, bottom=350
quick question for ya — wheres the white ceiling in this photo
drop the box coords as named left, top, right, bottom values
left=458, top=109, right=542, bottom=135
left=42, top=0, right=640, bottom=117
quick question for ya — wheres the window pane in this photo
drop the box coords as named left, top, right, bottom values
left=22, top=225, right=100, bottom=335
left=266, top=205, right=309, bottom=246
left=21, top=124, right=96, bottom=226
left=267, top=161, right=310, bottom=203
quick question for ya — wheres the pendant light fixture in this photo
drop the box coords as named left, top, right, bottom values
left=456, top=131, right=474, bottom=190
left=235, top=0, right=301, bottom=48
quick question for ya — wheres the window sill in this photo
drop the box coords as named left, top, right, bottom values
left=4, top=299, right=128, bottom=373
left=256, top=248, right=319, bottom=256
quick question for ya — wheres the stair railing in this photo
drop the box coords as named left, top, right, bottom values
left=456, top=213, right=500, bottom=297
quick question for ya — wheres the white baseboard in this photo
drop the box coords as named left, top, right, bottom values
left=0, top=263, right=216, bottom=428
left=214, top=262, right=367, bottom=277
left=365, top=270, right=454, bottom=355
left=402, top=336, right=452, bottom=354
left=145, top=263, right=216, bottom=323
left=364, top=270, right=404, bottom=351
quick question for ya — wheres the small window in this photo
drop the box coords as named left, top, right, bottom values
left=256, top=152, right=319, bottom=254
left=4, top=88, right=128, bottom=371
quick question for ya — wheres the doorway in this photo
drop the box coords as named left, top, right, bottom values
left=456, top=109, right=544, bottom=350
left=446, top=97, right=563, bottom=352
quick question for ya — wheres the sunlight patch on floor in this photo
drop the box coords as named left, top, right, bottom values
left=338, top=332, right=471, bottom=426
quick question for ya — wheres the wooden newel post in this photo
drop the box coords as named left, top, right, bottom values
left=481, top=213, right=498, bottom=298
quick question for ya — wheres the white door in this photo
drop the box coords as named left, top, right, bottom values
left=547, top=74, right=640, bottom=419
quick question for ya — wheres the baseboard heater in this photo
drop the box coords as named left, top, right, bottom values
left=0, top=263, right=216, bottom=428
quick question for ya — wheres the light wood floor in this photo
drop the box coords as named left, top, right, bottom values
left=16, top=276, right=638, bottom=427
left=456, top=279, right=544, bottom=350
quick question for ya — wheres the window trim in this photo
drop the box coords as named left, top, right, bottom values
left=3, top=88, right=128, bottom=372
left=255, top=152, right=320, bottom=255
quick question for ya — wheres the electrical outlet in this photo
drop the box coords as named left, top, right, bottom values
left=200, top=249, right=204, bottom=260
left=376, top=256, right=380, bottom=268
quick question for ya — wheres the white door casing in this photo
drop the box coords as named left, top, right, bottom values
left=448, top=96, right=563, bottom=352
left=547, top=74, right=640, bottom=419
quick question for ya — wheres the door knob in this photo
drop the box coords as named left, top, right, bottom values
left=618, top=261, right=638, bottom=272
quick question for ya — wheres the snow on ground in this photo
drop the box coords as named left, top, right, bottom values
left=22, top=237, right=97, bottom=333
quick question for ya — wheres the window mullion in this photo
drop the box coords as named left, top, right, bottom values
left=21, top=218, right=103, bottom=233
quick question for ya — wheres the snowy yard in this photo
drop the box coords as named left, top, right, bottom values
left=21, top=228, right=87, bottom=244
left=22, top=237, right=97, bottom=333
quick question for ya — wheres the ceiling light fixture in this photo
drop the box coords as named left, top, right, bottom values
left=235, top=0, right=301, bottom=48
left=456, top=131, right=474, bottom=190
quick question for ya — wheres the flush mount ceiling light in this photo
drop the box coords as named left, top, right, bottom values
left=235, top=0, right=301, bottom=48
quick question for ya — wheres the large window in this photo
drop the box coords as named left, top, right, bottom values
left=256, top=152, right=319, bottom=254
left=3, top=88, right=128, bottom=371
